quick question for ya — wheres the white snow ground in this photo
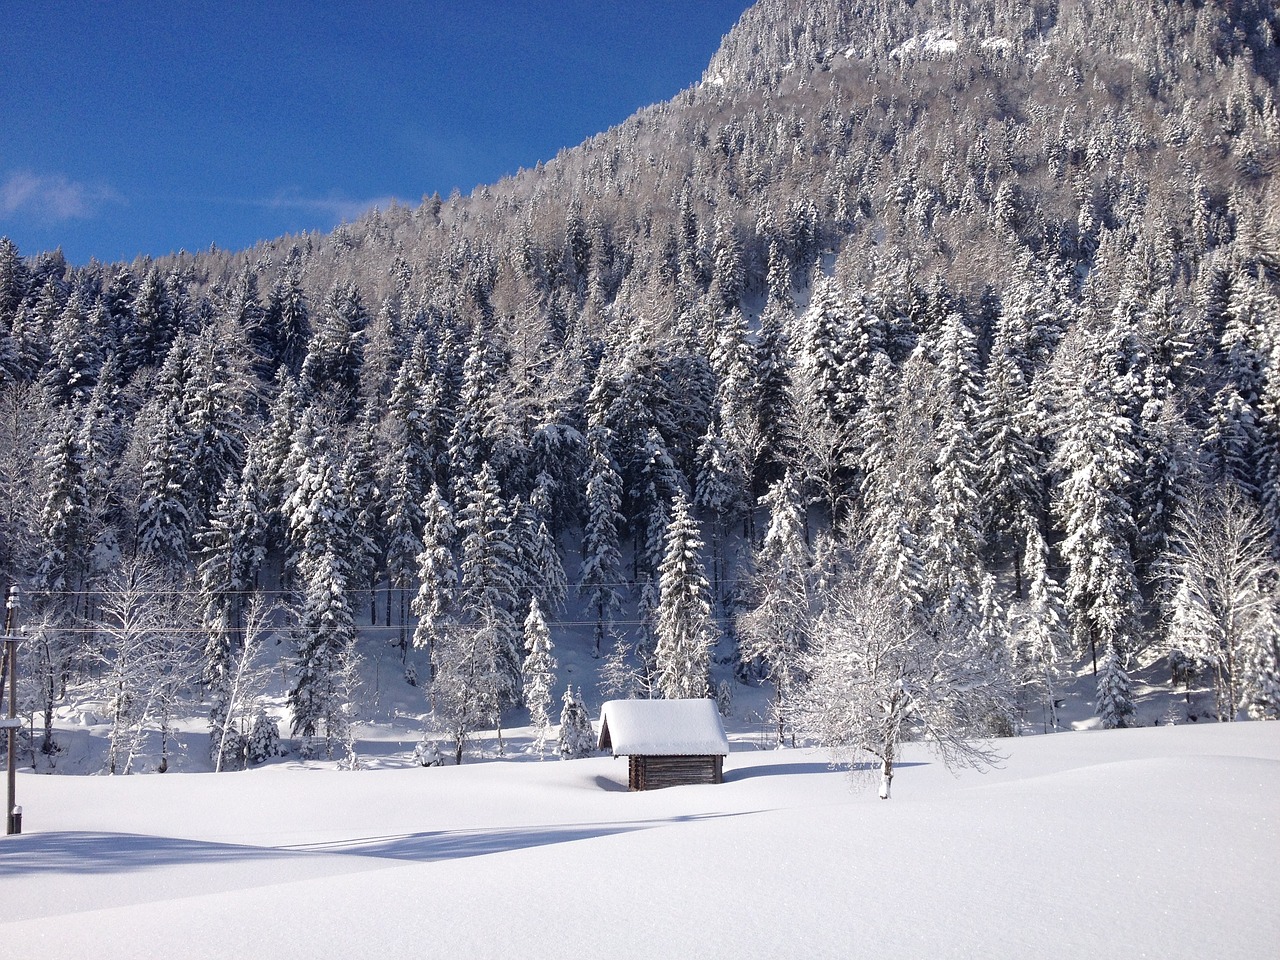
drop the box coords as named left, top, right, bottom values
left=2, top=721, right=1277, bottom=960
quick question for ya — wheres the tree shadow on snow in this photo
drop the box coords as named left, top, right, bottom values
left=2, top=811, right=763, bottom=876
left=282, top=812, right=753, bottom=861
left=724, top=760, right=928, bottom=781
left=0, top=832, right=293, bottom=876
left=279, top=823, right=649, bottom=861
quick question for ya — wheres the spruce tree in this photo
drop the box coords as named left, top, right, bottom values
left=289, top=547, right=357, bottom=755
left=457, top=462, right=521, bottom=702
left=654, top=492, right=717, bottom=699
left=522, top=597, right=557, bottom=758
left=580, top=417, right=623, bottom=656
left=35, top=412, right=90, bottom=595
left=557, top=686, right=596, bottom=759
left=412, top=484, right=458, bottom=664
left=1095, top=648, right=1134, bottom=729
left=739, top=470, right=811, bottom=745
left=135, top=397, right=195, bottom=570
left=1052, top=361, right=1143, bottom=673
left=383, top=449, right=425, bottom=647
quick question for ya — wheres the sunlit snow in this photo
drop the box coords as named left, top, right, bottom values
left=2, top=722, right=1276, bottom=959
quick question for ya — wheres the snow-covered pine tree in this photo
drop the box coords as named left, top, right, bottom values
left=580, top=416, right=623, bottom=656
left=288, top=547, right=358, bottom=757
left=528, top=512, right=567, bottom=614
left=925, top=310, right=987, bottom=626
left=197, top=472, right=267, bottom=763
left=41, top=288, right=102, bottom=407
left=411, top=483, right=458, bottom=664
left=34, top=411, right=90, bottom=596
left=120, top=266, right=177, bottom=374
left=269, top=264, right=311, bottom=377
left=632, top=426, right=679, bottom=582
left=300, top=280, right=367, bottom=422
left=522, top=597, right=557, bottom=758
left=383, top=447, right=425, bottom=649
left=751, top=300, right=795, bottom=491
left=1015, top=525, right=1069, bottom=732
left=341, top=411, right=384, bottom=625
left=739, top=470, right=811, bottom=746
left=1095, top=647, right=1134, bottom=729
left=135, top=396, right=195, bottom=570
left=1051, top=350, right=1144, bottom=675
left=281, top=410, right=355, bottom=585
left=457, top=462, right=522, bottom=724
left=654, top=491, right=717, bottom=700
left=557, top=686, right=596, bottom=759
left=979, top=315, right=1044, bottom=595
left=797, top=276, right=857, bottom=431
left=184, top=327, right=248, bottom=531
left=446, top=323, right=506, bottom=493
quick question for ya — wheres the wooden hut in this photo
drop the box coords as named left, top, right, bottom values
left=597, top=699, right=730, bottom=791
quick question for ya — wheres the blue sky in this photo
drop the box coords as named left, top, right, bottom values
left=2, top=1, right=752, bottom=266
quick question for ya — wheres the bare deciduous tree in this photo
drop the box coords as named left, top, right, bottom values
left=93, top=558, right=197, bottom=774
left=794, top=571, right=1010, bottom=799
left=1163, top=483, right=1279, bottom=721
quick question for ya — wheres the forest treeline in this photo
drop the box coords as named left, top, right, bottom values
left=1, top=0, right=1278, bottom=769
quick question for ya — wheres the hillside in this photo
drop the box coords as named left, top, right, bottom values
left=0, top=0, right=1278, bottom=772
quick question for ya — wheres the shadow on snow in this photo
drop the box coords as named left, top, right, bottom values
left=724, top=760, right=928, bottom=781
left=1, top=812, right=757, bottom=874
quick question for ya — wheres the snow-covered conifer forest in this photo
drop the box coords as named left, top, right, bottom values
left=3, top=1, right=1279, bottom=954
left=3, top=0, right=1278, bottom=767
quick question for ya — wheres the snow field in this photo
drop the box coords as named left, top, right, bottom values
left=1, top=721, right=1276, bottom=959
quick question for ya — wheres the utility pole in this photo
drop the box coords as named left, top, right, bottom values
left=2, top=585, right=20, bottom=835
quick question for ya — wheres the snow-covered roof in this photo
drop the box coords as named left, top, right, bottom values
left=597, top=699, right=730, bottom=757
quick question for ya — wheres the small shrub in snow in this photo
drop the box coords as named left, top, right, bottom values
left=413, top=737, right=444, bottom=767
left=558, top=687, right=596, bottom=759
left=211, top=729, right=248, bottom=771
left=245, top=711, right=282, bottom=764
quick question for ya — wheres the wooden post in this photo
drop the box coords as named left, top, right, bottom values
left=5, top=585, right=20, bottom=835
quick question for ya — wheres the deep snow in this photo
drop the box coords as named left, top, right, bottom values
left=2, top=721, right=1276, bottom=960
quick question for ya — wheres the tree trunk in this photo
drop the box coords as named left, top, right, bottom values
left=879, top=737, right=895, bottom=800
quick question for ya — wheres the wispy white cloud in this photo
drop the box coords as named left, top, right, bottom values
left=0, top=170, right=122, bottom=222
left=258, top=188, right=408, bottom=224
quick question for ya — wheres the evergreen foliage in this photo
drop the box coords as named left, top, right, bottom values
left=522, top=597, right=557, bottom=757
left=2, top=0, right=1278, bottom=767
left=654, top=492, right=717, bottom=700
left=557, top=686, right=596, bottom=759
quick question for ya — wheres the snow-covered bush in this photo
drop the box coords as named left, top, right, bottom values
left=210, top=729, right=247, bottom=771
left=245, top=711, right=282, bottom=764
left=413, top=737, right=444, bottom=767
